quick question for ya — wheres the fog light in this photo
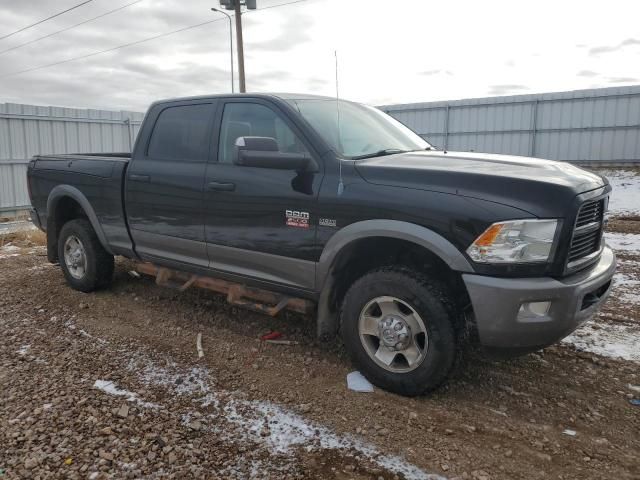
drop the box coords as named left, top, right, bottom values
left=518, top=301, right=551, bottom=317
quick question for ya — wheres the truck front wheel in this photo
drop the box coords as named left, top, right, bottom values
left=58, top=218, right=114, bottom=292
left=340, top=267, right=458, bottom=396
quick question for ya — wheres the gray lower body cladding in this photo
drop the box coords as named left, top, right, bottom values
left=463, top=246, right=616, bottom=351
left=29, top=208, right=42, bottom=230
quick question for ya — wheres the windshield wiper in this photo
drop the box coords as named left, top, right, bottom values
left=351, top=148, right=408, bottom=160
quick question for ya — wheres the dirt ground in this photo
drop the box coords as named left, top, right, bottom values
left=1, top=223, right=639, bottom=480
left=608, top=216, right=640, bottom=235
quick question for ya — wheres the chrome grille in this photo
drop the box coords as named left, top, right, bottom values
left=568, top=199, right=605, bottom=266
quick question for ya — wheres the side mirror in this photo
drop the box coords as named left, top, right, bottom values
left=233, top=136, right=316, bottom=171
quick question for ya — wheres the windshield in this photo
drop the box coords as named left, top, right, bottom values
left=288, top=99, right=432, bottom=159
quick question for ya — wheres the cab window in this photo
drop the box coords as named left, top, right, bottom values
left=148, top=104, right=211, bottom=162
left=218, top=103, right=308, bottom=164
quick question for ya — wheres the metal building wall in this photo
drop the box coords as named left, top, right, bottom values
left=380, top=85, right=640, bottom=165
left=0, top=103, right=144, bottom=217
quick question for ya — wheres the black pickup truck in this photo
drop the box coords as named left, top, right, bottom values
left=27, top=93, right=616, bottom=395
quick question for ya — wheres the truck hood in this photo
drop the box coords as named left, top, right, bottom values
left=354, top=150, right=607, bottom=217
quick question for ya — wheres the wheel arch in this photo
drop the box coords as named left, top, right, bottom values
left=46, top=185, right=112, bottom=262
left=315, top=220, right=474, bottom=339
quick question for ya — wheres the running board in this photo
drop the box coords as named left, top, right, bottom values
left=135, top=262, right=315, bottom=317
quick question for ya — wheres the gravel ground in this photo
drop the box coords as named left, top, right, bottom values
left=1, top=225, right=639, bottom=480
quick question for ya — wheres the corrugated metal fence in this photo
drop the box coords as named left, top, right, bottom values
left=380, top=85, right=640, bottom=165
left=0, top=102, right=144, bottom=217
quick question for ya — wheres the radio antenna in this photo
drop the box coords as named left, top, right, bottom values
left=335, top=50, right=344, bottom=195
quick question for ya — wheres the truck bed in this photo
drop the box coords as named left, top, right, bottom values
left=28, top=152, right=134, bottom=259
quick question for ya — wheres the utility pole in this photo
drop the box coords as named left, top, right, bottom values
left=219, top=0, right=255, bottom=93
left=234, top=1, right=246, bottom=92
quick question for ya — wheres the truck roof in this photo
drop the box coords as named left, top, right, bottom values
left=150, top=92, right=339, bottom=108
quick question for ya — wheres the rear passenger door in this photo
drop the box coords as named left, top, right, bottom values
left=126, top=101, right=216, bottom=267
left=203, top=99, right=323, bottom=291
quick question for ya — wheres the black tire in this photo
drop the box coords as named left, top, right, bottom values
left=57, top=218, right=114, bottom=293
left=340, top=266, right=457, bottom=396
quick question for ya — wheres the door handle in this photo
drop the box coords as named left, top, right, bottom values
left=130, top=174, right=150, bottom=183
left=207, top=181, right=235, bottom=192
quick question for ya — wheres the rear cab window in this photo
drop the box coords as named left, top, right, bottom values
left=147, top=104, right=212, bottom=162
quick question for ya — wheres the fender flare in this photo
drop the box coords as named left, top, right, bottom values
left=46, top=185, right=113, bottom=255
left=315, top=219, right=474, bottom=338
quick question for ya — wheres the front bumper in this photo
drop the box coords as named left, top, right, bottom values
left=463, top=246, right=616, bottom=352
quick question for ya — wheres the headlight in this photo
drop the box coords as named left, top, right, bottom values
left=466, top=219, right=558, bottom=264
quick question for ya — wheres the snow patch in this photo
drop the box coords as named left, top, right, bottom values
left=614, top=271, right=640, bottom=288
left=620, top=291, right=640, bottom=304
left=612, top=271, right=640, bottom=305
left=562, top=321, right=640, bottom=362
left=605, top=232, right=640, bottom=253
left=222, top=398, right=439, bottom=480
left=126, top=357, right=442, bottom=480
left=600, top=169, right=640, bottom=216
left=0, top=244, right=21, bottom=259
left=133, top=359, right=214, bottom=398
left=93, top=380, right=159, bottom=409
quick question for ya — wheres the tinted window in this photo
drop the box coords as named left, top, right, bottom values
left=148, top=104, right=211, bottom=162
left=218, top=103, right=308, bottom=164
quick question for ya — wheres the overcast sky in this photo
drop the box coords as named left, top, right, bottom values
left=0, top=0, right=639, bottom=112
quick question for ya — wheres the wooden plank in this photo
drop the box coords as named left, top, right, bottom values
left=135, top=262, right=314, bottom=316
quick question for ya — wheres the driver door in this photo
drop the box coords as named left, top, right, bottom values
left=203, top=99, right=323, bottom=291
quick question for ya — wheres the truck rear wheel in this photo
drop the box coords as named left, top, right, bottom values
left=340, top=267, right=457, bottom=396
left=58, top=218, right=114, bottom=292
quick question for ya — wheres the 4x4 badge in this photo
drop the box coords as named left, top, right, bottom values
left=319, top=218, right=337, bottom=227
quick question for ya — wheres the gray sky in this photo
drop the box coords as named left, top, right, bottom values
left=1, top=0, right=639, bottom=112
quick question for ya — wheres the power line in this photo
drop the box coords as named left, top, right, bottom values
left=0, top=0, right=316, bottom=79
left=0, top=18, right=226, bottom=79
left=250, top=0, right=311, bottom=11
left=0, top=0, right=96, bottom=41
left=0, top=0, right=144, bottom=57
